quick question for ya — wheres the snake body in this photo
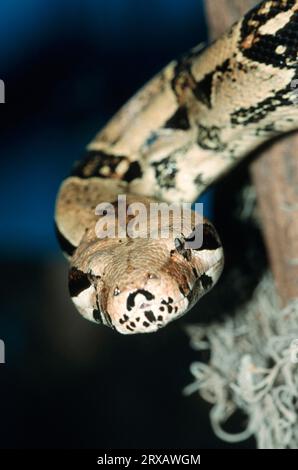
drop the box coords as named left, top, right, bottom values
left=55, top=0, right=298, bottom=334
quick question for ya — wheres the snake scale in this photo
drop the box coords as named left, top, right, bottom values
left=55, top=0, right=298, bottom=334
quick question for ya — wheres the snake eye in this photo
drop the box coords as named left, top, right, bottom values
left=113, top=287, right=121, bottom=296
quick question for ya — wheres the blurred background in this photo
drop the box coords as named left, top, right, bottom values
left=0, top=0, right=263, bottom=449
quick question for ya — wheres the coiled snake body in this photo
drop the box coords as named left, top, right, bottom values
left=55, top=0, right=298, bottom=334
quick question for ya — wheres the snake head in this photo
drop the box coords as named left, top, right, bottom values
left=68, top=219, right=223, bottom=334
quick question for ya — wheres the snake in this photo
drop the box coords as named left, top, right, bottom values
left=55, top=0, right=298, bottom=334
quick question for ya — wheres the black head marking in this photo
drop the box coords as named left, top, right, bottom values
left=68, top=267, right=91, bottom=297
left=161, top=297, right=174, bottom=314
left=93, top=309, right=102, bottom=323
left=200, top=273, right=213, bottom=290
left=126, top=289, right=155, bottom=311
left=144, top=311, right=156, bottom=323
left=119, top=314, right=129, bottom=325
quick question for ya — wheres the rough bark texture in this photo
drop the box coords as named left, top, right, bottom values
left=205, top=0, right=298, bottom=304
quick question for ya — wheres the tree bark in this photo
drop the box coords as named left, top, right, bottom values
left=204, top=0, right=298, bottom=304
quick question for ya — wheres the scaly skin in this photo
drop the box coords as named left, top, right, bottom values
left=55, top=1, right=298, bottom=334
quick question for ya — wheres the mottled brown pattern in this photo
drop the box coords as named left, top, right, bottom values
left=55, top=0, right=298, bottom=334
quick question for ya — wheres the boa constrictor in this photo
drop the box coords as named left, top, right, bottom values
left=55, top=0, right=298, bottom=334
